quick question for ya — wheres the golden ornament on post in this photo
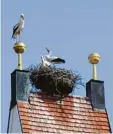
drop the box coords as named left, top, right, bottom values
left=13, top=41, right=26, bottom=70
left=88, top=53, right=100, bottom=80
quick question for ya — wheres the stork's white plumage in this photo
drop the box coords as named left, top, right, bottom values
left=45, top=47, right=65, bottom=64
left=12, top=14, right=25, bottom=40
left=41, top=56, right=51, bottom=67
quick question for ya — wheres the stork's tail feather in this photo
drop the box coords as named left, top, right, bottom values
left=12, top=34, right=16, bottom=39
left=12, top=34, right=14, bottom=38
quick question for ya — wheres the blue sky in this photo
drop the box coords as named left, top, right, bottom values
left=2, top=0, right=113, bottom=132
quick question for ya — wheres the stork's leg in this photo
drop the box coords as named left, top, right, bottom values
left=16, top=37, right=17, bottom=43
left=19, top=34, right=20, bottom=41
left=53, top=63, right=56, bottom=68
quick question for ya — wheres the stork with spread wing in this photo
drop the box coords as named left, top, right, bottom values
left=45, top=47, right=65, bottom=64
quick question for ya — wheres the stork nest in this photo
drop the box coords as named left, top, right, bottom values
left=27, top=64, right=84, bottom=95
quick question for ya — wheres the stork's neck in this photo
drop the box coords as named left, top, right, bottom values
left=45, top=55, right=50, bottom=61
left=19, top=18, right=24, bottom=23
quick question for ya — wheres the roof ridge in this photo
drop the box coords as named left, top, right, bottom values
left=29, top=92, right=89, bottom=100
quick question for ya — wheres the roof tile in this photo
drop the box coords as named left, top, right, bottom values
left=22, top=124, right=31, bottom=129
left=20, top=115, right=29, bottom=120
left=23, top=128, right=30, bottom=133
left=99, top=117, right=108, bottom=122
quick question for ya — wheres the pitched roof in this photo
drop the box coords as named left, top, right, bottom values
left=17, top=92, right=111, bottom=133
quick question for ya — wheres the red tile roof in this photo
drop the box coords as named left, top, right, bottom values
left=17, top=92, right=111, bottom=133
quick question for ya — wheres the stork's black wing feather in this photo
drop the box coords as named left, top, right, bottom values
left=12, top=23, right=19, bottom=38
left=51, top=58, right=65, bottom=63
left=13, top=23, right=18, bottom=31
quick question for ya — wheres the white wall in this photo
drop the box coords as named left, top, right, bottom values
left=8, top=105, right=22, bottom=133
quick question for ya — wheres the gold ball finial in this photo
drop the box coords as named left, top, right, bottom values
left=13, top=41, right=26, bottom=54
left=88, top=53, right=100, bottom=80
left=13, top=41, right=26, bottom=70
left=88, top=53, right=100, bottom=64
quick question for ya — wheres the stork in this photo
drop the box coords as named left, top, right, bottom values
left=45, top=47, right=65, bottom=64
left=12, top=14, right=25, bottom=42
left=41, top=56, right=51, bottom=67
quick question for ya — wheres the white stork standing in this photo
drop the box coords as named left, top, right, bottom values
left=12, top=14, right=25, bottom=42
left=45, top=47, right=65, bottom=64
left=41, top=56, right=51, bottom=67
